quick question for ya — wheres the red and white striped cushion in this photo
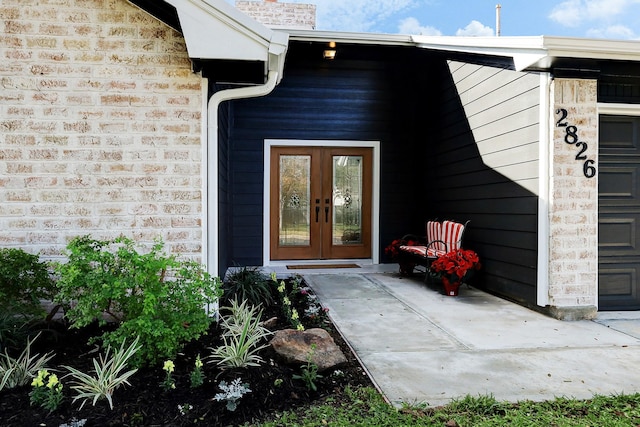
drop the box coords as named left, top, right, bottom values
left=426, top=221, right=444, bottom=252
left=399, top=245, right=446, bottom=258
left=399, top=245, right=427, bottom=257
left=442, top=220, right=465, bottom=251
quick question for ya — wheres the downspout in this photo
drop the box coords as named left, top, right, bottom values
left=207, top=70, right=279, bottom=277
left=537, top=71, right=552, bottom=307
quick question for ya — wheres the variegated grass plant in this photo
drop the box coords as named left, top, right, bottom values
left=208, top=299, right=272, bottom=369
left=64, top=337, right=140, bottom=410
left=0, top=333, right=54, bottom=391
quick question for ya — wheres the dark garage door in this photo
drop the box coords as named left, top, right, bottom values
left=599, top=114, right=640, bottom=310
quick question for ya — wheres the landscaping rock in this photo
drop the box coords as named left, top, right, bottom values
left=262, top=316, right=279, bottom=330
left=270, top=328, right=347, bottom=372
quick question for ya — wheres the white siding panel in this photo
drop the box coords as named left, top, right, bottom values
left=449, top=61, right=541, bottom=196
left=467, top=105, right=539, bottom=140
left=475, top=124, right=539, bottom=148
left=462, top=80, right=539, bottom=118
left=480, top=142, right=539, bottom=166
left=448, top=62, right=483, bottom=85
left=453, top=66, right=504, bottom=95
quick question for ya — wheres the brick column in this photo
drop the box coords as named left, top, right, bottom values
left=547, top=78, right=599, bottom=320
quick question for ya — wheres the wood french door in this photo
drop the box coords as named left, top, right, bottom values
left=270, top=146, right=372, bottom=260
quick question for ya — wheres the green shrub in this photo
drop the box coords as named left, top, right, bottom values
left=0, top=248, right=56, bottom=318
left=0, top=310, right=30, bottom=353
left=54, top=235, right=222, bottom=366
left=222, top=266, right=275, bottom=307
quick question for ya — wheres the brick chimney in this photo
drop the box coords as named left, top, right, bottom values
left=235, top=0, right=316, bottom=30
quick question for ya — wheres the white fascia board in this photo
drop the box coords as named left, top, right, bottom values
left=411, top=35, right=548, bottom=71
left=165, top=0, right=288, bottom=65
left=542, top=36, right=640, bottom=62
left=284, top=29, right=414, bottom=46
left=411, top=35, right=640, bottom=71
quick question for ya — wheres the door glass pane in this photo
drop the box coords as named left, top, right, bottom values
left=279, top=155, right=311, bottom=246
left=332, top=155, right=362, bottom=245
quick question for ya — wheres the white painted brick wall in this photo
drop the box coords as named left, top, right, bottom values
left=0, top=0, right=204, bottom=260
left=235, top=0, right=316, bottom=29
left=547, top=78, right=598, bottom=315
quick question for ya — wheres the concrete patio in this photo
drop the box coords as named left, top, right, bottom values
left=271, top=266, right=640, bottom=407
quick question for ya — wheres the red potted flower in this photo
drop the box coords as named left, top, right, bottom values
left=385, top=238, right=420, bottom=275
left=430, top=249, right=481, bottom=296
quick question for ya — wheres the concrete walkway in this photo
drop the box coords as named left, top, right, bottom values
left=301, top=272, right=640, bottom=407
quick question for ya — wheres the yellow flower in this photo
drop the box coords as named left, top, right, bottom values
left=291, top=309, right=299, bottom=320
left=163, top=360, right=175, bottom=373
left=283, top=297, right=290, bottom=306
left=195, top=357, right=203, bottom=369
left=278, top=281, right=286, bottom=293
left=46, top=374, right=59, bottom=389
left=31, top=369, right=48, bottom=387
left=296, top=324, right=305, bottom=331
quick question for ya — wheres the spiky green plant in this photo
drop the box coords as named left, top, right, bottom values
left=209, top=301, right=271, bottom=369
left=64, top=337, right=140, bottom=410
left=0, top=333, right=54, bottom=391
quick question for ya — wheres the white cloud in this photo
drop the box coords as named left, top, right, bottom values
left=455, top=20, right=494, bottom=37
left=549, top=0, right=640, bottom=28
left=398, top=17, right=442, bottom=35
left=586, top=24, right=638, bottom=39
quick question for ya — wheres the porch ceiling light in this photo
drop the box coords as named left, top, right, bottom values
left=323, top=41, right=337, bottom=59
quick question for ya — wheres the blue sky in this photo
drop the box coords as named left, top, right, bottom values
left=230, top=0, right=640, bottom=39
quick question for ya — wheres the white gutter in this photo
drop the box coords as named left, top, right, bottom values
left=537, top=72, right=552, bottom=307
left=207, top=70, right=280, bottom=277
left=149, top=0, right=289, bottom=276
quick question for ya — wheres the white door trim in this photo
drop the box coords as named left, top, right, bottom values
left=263, top=139, right=380, bottom=266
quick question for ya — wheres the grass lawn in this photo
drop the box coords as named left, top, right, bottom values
left=251, top=386, right=640, bottom=426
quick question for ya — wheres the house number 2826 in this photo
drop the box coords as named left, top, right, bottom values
left=555, top=108, right=596, bottom=178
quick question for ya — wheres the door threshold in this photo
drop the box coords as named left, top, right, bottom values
left=263, top=260, right=401, bottom=278
left=269, top=259, right=373, bottom=267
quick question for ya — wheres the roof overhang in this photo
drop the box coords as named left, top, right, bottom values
left=130, top=0, right=288, bottom=83
left=412, top=35, right=640, bottom=72
left=283, top=29, right=640, bottom=73
left=129, top=0, right=640, bottom=78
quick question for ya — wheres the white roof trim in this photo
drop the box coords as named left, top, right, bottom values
left=412, top=35, right=640, bottom=71
left=283, top=30, right=640, bottom=72
left=280, top=29, right=415, bottom=46
left=164, top=0, right=288, bottom=80
left=411, top=35, right=548, bottom=71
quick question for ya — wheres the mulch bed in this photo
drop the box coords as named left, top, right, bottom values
left=0, top=286, right=374, bottom=427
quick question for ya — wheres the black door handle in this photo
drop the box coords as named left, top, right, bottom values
left=325, top=206, right=329, bottom=223
left=315, top=206, right=320, bottom=222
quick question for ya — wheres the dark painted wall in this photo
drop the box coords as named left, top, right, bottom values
left=217, top=87, right=232, bottom=274
left=428, top=60, right=540, bottom=306
left=225, top=43, right=438, bottom=267
left=221, top=42, right=542, bottom=308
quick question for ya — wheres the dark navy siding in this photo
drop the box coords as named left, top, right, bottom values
left=429, top=60, right=540, bottom=306
left=226, top=43, right=437, bottom=268
left=221, top=43, right=542, bottom=308
left=217, top=94, right=231, bottom=274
